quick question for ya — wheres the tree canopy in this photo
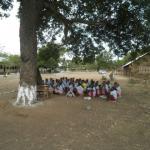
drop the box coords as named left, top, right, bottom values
left=0, top=0, right=13, bottom=18
left=96, top=51, right=114, bottom=70
left=1, top=0, right=150, bottom=57
left=35, top=0, right=150, bottom=57
left=37, top=42, right=65, bottom=70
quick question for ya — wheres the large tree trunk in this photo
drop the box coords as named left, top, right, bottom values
left=15, top=0, right=39, bottom=106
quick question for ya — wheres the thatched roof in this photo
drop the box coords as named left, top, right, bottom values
left=122, top=52, right=150, bottom=68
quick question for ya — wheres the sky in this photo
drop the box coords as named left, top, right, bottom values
left=0, top=0, right=113, bottom=59
left=0, top=0, right=20, bottom=55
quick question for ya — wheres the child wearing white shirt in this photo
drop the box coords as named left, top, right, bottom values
left=110, top=87, right=117, bottom=102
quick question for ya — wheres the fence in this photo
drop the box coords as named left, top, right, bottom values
left=138, top=66, right=150, bottom=74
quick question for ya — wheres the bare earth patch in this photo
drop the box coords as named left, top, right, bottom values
left=0, top=72, right=150, bottom=150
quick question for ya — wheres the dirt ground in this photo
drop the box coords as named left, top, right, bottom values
left=0, top=71, right=150, bottom=150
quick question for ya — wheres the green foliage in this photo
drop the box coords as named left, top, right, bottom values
left=2, top=0, right=149, bottom=68
left=67, top=62, right=97, bottom=71
left=34, top=0, right=150, bottom=57
left=67, top=50, right=116, bottom=70
left=0, top=51, right=20, bottom=66
left=8, top=55, right=21, bottom=66
left=2, top=0, right=149, bottom=60
left=96, top=51, right=114, bottom=70
left=0, top=0, right=13, bottom=18
left=71, top=56, right=82, bottom=65
left=85, top=63, right=97, bottom=70
left=0, top=51, right=9, bottom=58
left=37, top=42, right=65, bottom=69
left=128, top=46, right=150, bottom=60
left=113, top=59, right=125, bottom=68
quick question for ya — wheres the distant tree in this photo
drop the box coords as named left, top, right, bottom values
left=59, top=58, right=69, bottom=70
left=82, top=46, right=99, bottom=64
left=96, top=51, right=114, bottom=70
left=0, top=51, right=9, bottom=58
left=113, top=59, right=125, bottom=68
left=71, top=56, right=82, bottom=65
left=0, top=52, right=20, bottom=65
left=38, top=42, right=65, bottom=71
left=8, top=55, right=21, bottom=66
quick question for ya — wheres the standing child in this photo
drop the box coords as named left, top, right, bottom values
left=114, top=82, right=122, bottom=98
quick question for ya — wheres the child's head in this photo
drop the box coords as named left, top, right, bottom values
left=106, top=80, right=110, bottom=84
left=114, top=82, right=119, bottom=87
left=102, top=80, right=106, bottom=85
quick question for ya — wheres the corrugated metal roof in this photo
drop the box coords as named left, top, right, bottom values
left=122, top=51, right=150, bottom=68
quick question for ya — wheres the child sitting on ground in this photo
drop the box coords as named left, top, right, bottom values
left=95, top=81, right=100, bottom=97
left=114, top=82, right=122, bottom=98
left=92, top=82, right=96, bottom=98
left=76, top=83, right=84, bottom=96
left=109, top=87, right=117, bottom=102
left=66, top=82, right=75, bottom=97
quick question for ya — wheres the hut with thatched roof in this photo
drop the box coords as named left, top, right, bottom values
left=122, top=52, right=150, bottom=78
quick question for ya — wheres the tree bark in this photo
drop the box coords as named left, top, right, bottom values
left=37, top=68, right=42, bottom=85
left=15, top=0, right=39, bottom=106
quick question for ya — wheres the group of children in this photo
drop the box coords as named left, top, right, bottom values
left=42, top=77, right=121, bottom=102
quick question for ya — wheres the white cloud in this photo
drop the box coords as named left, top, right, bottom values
left=0, top=0, right=20, bottom=55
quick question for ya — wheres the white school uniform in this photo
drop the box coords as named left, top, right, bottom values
left=76, top=85, right=83, bottom=95
left=57, top=85, right=64, bottom=94
left=116, top=86, right=121, bottom=97
left=110, top=90, right=117, bottom=100
left=93, top=87, right=96, bottom=97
